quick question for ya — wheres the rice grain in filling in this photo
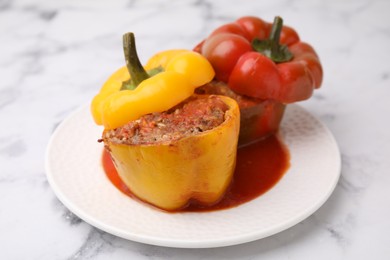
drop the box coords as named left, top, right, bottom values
left=103, top=95, right=229, bottom=145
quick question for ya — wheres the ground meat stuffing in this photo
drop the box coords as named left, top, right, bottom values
left=103, top=95, right=229, bottom=145
left=196, top=80, right=263, bottom=108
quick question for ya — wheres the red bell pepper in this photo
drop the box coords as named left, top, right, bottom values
left=195, top=16, right=323, bottom=103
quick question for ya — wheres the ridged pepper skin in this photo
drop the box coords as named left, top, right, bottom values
left=194, top=16, right=323, bottom=104
left=103, top=95, right=240, bottom=211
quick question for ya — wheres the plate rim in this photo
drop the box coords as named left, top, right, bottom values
left=45, top=103, right=341, bottom=248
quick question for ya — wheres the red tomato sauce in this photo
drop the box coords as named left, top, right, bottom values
left=102, top=134, right=290, bottom=212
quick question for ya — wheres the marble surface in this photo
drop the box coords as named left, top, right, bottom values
left=1, top=0, right=389, bottom=259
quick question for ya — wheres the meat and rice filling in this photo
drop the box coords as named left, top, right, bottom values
left=196, top=80, right=262, bottom=109
left=103, top=95, right=229, bottom=145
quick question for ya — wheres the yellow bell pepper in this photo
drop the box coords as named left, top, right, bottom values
left=91, top=33, right=215, bottom=130
left=104, top=95, right=240, bottom=211
left=91, top=33, right=240, bottom=211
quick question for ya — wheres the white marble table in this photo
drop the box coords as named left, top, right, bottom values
left=1, top=0, right=389, bottom=259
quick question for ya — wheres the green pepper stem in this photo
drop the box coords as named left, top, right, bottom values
left=251, top=16, right=293, bottom=63
left=123, top=32, right=149, bottom=87
left=268, top=16, right=283, bottom=55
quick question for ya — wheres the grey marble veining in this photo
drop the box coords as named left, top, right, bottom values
left=1, top=0, right=390, bottom=259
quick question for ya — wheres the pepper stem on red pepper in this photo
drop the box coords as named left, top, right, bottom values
left=252, top=16, right=293, bottom=63
left=121, top=32, right=150, bottom=90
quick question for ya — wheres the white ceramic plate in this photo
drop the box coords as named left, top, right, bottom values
left=45, top=104, right=341, bottom=248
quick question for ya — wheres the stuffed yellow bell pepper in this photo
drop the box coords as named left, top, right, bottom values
left=105, top=95, right=240, bottom=211
left=91, top=33, right=240, bottom=211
